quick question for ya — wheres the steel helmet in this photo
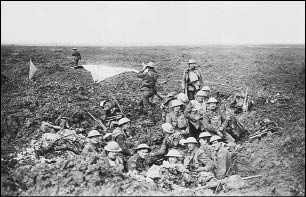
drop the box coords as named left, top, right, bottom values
left=196, top=90, right=206, bottom=97
left=199, top=132, right=212, bottom=138
left=166, top=91, right=177, bottom=98
left=207, top=97, right=218, bottom=103
left=118, top=117, right=130, bottom=126
left=170, top=99, right=184, bottom=108
left=179, top=138, right=186, bottom=145
left=72, top=48, right=76, bottom=50
left=185, top=137, right=198, bottom=144
left=177, top=93, right=189, bottom=103
left=165, top=149, right=182, bottom=158
left=100, top=100, right=106, bottom=107
left=104, top=141, right=122, bottom=152
left=210, top=135, right=222, bottom=143
left=146, top=62, right=155, bottom=68
left=136, top=143, right=151, bottom=152
left=188, top=59, right=196, bottom=64
left=87, top=130, right=102, bottom=138
left=103, top=133, right=112, bottom=140
left=201, top=86, right=211, bottom=91
left=162, top=123, right=174, bottom=134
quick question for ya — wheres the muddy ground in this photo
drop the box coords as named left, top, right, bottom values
left=1, top=45, right=305, bottom=196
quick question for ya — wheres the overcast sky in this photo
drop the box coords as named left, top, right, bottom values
left=1, top=1, right=305, bottom=46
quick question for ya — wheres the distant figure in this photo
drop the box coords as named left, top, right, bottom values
left=71, top=48, right=81, bottom=67
left=182, top=59, right=204, bottom=100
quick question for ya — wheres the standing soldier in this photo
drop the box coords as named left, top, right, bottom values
left=184, top=90, right=209, bottom=139
left=166, top=100, right=189, bottom=136
left=137, top=62, right=159, bottom=114
left=182, top=59, right=204, bottom=100
left=71, top=48, right=81, bottom=68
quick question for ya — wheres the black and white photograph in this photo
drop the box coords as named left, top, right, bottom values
left=1, top=1, right=305, bottom=196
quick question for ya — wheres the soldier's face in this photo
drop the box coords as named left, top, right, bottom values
left=188, top=64, right=196, bottom=70
left=211, top=140, right=220, bottom=150
left=209, top=103, right=217, bottom=110
left=196, top=96, right=204, bottom=103
left=187, top=143, right=196, bottom=151
left=168, top=157, right=178, bottom=164
left=90, top=137, right=99, bottom=144
left=173, top=106, right=181, bottom=113
left=202, top=91, right=209, bottom=97
left=138, top=149, right=149, bottom=159
left=172, top=139, right=179, bottom=147
left=108, top=151, right=119, bottom=160
left=199, top=138, right=208, bottom=146
left=122, top=122, right=131, bottom=131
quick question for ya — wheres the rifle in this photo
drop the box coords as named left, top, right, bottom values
left=105, top=115, right=123, bottom=121
left=224, top=105, right=249, bottom=135
left=242, top=87, right=248, bottom=112
left=108, top=91, right=126, bottom=117
left=85, top=110, right=108, bottom=131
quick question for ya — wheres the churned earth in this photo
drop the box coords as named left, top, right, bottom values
left=1, top=45, right=305, bottom=196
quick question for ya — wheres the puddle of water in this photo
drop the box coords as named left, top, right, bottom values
left=83, top=64, right=138, bottom=83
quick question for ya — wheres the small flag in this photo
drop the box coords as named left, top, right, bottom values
left=29, top=59, right=39, bottom=80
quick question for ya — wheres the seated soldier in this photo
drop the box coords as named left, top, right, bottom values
left=102, top=141, right=124, bottom=172
left=127, top=144, right=155, bottom=175
left=81, top=130, right=103, bottom=155
left=99, top=100, right=122, bottom=128
left=160, top=91, right=177, bottom=121
left=166, top=100, right=189, bottom=136
left=210, top=135, right=232, bottom=179
left=176, top=93, right=190, bottom=111
left=153, top=123, right=184, bottom=159
left=199, top=132, right=213, bottom=159
left=202, top=97, right=236, bottom=145
left=162, top=149, right=184, bottom=167
left=183, top=137, right=215, bottom=185
left=184, top=90, right=209, bottom=139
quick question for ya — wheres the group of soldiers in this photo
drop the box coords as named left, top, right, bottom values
left=76, top=59, right=242, bottom=186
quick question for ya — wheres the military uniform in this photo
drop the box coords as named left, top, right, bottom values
left=184, top=100, right=208, bottom=138
left=202, top=108, right=235, bottom=143
left=182, top=68, right=204, bottom=100
left=165, top=110, right=188, bottom=134
left=112, top=127, right=133, bottom=157
left=211, top=143, right=232, bottom=179
left=137, top=69, right=159, bottom=109
left=102, top=157, right=124, bottom=172
left=72, top=50, right=81, bottom=67
left=156, top=132, right=184, bottom=156
left=160, top=96, right=176, bottom=122
left=127, top=153, right=151, bottom=173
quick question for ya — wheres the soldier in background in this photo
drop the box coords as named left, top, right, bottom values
left=137, top=62, right=159, bottom=114
left=71, top=48, right=81, bottom=68
left=182, top=59, right=204, bottom=100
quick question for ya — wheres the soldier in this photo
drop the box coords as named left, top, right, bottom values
left=127, top=144, right=154, bottom=174
left=154, top=123, right=184, bottom=160
left=198, top=132, right=213, bottom=160
left=166, top=100, right=189, bottom=135
left=81, top=130, right=103, bottom=155
left=184, top=90, right=209, bottom=139
left=183, top=137, right=215, bottom=184
left=112, top=117, right=133, bottom=170
left=202, top=97, right=236, bottom=144
left=71, top=48, right=81, bottom=68
left=177, top=93, right=190, bottom=110
left=200, top=86, right=211, bottom=105
left=182, top=59, right=204, bottom=100
left=99, top=100, right=122, bottom=128
left=102, top=141, right=124, bottom=172
left=137, top=62, right=159, bottom=113
left=210, top=135, right=232, bottom=179
left=162, top=149, right=184, bottom=167
left=160, top=91, right=177, bottom=122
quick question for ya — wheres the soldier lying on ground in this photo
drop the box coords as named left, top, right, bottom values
left=184, top=90, right=209, bottom=139
left=210, top=135, right=232, bottom=179
left=183, top=137, right=215, bottom=185
left=102, top=141, right=124, bottom=172
left=81, top=130, right=103, bottom=156
left=166, top=100, right=189, bottom=136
